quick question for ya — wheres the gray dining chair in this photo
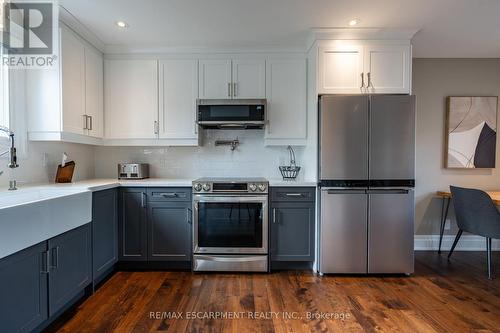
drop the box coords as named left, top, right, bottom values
left=448, top=186, right=500, bottom=279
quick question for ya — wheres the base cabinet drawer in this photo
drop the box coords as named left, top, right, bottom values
left=148, top=202, right=192, bottom=261
left=0, top=224, right=92, bottom=333
left=93, top=189, right=118, bottom=284
left=119, top=188, right=148, bottom=261
left=270, top=187, right=316, bottom=263
left=0, top=242, right=48, bottom=333
left=48, top=224, right=92, bottom=316
left=119, top=187, right=192, bottom=263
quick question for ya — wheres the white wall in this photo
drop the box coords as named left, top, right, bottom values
left=413, top=58, right=500, bottom=235
left=94, top=130, right=310, bottom=181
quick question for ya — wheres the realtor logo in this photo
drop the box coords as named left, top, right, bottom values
left=3, top=2, right=53, bottom=54
left=1, top=1, right=57, bottom=68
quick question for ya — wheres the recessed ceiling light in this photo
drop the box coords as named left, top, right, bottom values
left=348, top=19, right=359, bottom=26
left=115, top=20, right=129, bottom=29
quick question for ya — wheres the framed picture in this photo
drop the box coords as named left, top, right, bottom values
left=445, top=96, right=498, bottom=168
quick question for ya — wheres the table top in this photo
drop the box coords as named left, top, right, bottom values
left=437, top=191, right=500, bottom=206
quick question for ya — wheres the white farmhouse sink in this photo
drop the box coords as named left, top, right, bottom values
left=0, top=188, right=92, bottom=259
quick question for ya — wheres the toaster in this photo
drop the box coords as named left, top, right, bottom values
left=118, top=163, right=149, bottom=179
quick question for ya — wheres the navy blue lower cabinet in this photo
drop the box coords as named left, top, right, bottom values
left=119, top=188, right=148, bottom=261
left=48, top=223, right=92, bottom=316
left=148, top=202, right=192, bottom=261
left=92, top=188, right=118, bottom=284
left=0, top=242, right=48, bottom=333
left=270, top=187, right=316, bottom=264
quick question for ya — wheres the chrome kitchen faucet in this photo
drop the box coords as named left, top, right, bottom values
left=0, top=126, right=19, bottom=190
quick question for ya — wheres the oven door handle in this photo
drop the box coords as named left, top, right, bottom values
left=193, top=195, right=268, bottom=204
left=195, top=255, right=267, bottom=263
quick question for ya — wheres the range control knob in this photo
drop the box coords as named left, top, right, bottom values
left=202, top=183, right=211, bottom=192
left=258, top=184, right=267, bottom=192
left=193, top=183, right=202, bottom=192
left=249, top=184, right=257, bottom=192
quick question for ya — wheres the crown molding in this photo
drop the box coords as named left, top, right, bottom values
left=103, top=44, right=306, bottom=55
left=58, top=5, right=106, bottom=52
left=307, top=27, right=420, bottom=51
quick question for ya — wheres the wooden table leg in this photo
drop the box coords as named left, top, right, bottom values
left=438, top=198, right=450, bottom=253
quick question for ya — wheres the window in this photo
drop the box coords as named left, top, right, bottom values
left=0, top=47, right=9, bottom=132
left=0, top=0, right=8, bottom=133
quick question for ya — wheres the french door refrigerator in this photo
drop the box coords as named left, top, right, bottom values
left=318, top=95, right=415, bottom=274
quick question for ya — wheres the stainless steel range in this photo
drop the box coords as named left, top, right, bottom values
left=192, top=178, right=269, bottom=272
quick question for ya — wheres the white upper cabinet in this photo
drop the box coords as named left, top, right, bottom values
left=265, top=58, right=307, bottom=145
left=364, top=45, right=410, bottom=94
left=232, top=59, right=265, bottom=98
left=84, top=46, right=104, bottom=138
left=104, top=59, right=159, bottom=139
left=198, top=59, right=232, bottom=99
left=318, top=45, right=364, bottom=94
left=60, top=27, right=86, bottom=135
left=318, top=42, right=411, bottom=94
left=28, top=24, right=104, bottom=145
left=159, top=59, right=199, bottom=142
left=199, top=58, right=266, bottom=99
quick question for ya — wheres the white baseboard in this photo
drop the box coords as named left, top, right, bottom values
left=415, top=235, right=500, bottom=251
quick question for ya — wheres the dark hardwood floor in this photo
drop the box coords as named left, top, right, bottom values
left=46, top=251, right=500, bottom=333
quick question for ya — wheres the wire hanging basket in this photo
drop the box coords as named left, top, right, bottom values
left=279, top=146, right=301, bottom=180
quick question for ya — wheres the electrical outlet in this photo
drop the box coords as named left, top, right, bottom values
left=445, top=219, right=451, bottom=230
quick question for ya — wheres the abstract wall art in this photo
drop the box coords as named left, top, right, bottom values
left=445, top=96, right=498, bottom=168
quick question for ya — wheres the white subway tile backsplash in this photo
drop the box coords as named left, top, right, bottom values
left=94, top=130, right=307, bottom=181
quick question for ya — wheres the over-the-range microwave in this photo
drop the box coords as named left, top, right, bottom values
left=196, top=99, right=266, bottom=129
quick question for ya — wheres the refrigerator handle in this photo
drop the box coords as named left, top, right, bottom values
left=367, top=189, right=410, bottom=194
left=326, top=189, right=367, bottom=195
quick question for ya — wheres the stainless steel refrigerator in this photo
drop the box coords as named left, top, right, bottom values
left=318, top=95, right=415, bottom=274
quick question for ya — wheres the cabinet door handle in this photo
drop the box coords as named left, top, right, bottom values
left=187, top=208, right=192, bottom=224
left=233, top=82, right=237, bottom=97
left=50, top=246, right=59, bottom=269
left=360, top=73, right=365, bottom=90
left=141, top=192, right=146, bottom=208
left=367, top=72, right=372, bottom=88
left=228, top=82, right=231, bottom=97
left=273, top=208, right=277, bottom=224
left=160, top=193, right=178, bottom=198
left=154, top=121, right=159, bottom=135
left=83, top=115, right=88, bottom=130
left=88, top=116, right=93, bottom=131
left=41, top=250, right=50, bottom=274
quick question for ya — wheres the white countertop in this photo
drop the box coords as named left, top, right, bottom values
left=268, top=179, right=317, bottom=187
left=1, top=178, right=317, bottom=193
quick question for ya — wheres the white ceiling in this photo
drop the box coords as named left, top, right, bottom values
left=60, top=0, right=500, bottom=57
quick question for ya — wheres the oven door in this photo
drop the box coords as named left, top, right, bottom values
left=193, top=195, right=268, bottom=254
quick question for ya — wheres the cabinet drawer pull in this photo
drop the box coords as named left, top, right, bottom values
left=50, top=246, right=59, bottom=269
left=41, top=250, right=50, bottom=274
left=154, top=121, right=159, bottom=135
left=160, top=193, right=178, bottom=198
left=285, top=193, right=303, bottom=197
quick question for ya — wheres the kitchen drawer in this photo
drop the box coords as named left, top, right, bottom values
left=147, top=188, right=192, bottom=202
left=271, top=187, right=316, bottom=202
